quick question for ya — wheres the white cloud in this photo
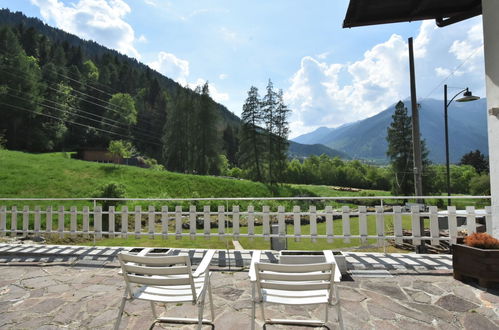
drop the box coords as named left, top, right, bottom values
left=30, top=0, right=141, bottom=59
left=143, top=0, right=158, bottom=7
left=188, top=79, right=229, bottom=103
left=219, top=73, right=228, bottom=80
left=286, top=17, right=485, bottom=138
left=148, top=51, right=190, bottom=84
left=148, top=54, right=229, bottom=104
left=138, top=34, right=148, bottom=43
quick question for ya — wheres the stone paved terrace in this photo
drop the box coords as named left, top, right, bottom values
left=0, top=244, right=498, bottom=329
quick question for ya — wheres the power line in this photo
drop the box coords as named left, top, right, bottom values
left=0, top=100, right=162, bottom=146
left=0, top=67, right=164, bottom=140
left=423, top=43, right=483, bottom=99
left=2, top=85, right=162, bottom=142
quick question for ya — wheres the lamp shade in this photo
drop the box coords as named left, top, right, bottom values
left=456, top=89, right=480, bottom=102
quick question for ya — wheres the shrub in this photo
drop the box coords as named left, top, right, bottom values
left=95, top=183, right=126, bottom=232
left=469, top=174, right=490, bottom=196
left=464, top=233, right=499, bottom=249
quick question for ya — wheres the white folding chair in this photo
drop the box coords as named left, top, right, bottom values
left=249, top=250, right=343, bottom=330
left=115, top=249, right=216, bottom=330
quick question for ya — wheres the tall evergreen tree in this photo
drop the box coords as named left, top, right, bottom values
left=274, top=89, right=290, bottom=182
left=262, top=79, right=278, bottom=183
left=386, top=101, right=414, bottom=196
left=195, top=82, right=219, bottom=175
left=0, top=26, right=43, bottom=150
left=239, top=86, right=264, bottom=181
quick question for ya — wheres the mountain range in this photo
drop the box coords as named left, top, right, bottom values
left=293, top=98, right=488, bottom=164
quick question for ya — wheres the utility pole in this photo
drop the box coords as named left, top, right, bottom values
left=408, top=37, right=426, bottom=254
left=408, top=37, right=423, bottom=201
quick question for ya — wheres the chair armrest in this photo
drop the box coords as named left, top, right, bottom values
left=248, top=250, right=262, bottom=282
left=323, top=250, right=341, bottom=282
left=193, top=249, right=216, bottom=277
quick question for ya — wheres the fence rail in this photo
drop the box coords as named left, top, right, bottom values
left=0, top=197, right=493, bottom=246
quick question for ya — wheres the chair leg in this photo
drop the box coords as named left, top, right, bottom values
left=334, top=286, right=344, bottom=330
left=208, top=279, right=215, bottom=321
left=251, top=283, right=256, bottom=330
left=150, top=301, right=158, bottom=319
left=197, top=299, right=205, bottom=330
left=114, top=296, right=127, bottom=330
left=325, top=303, right=329, bottom=323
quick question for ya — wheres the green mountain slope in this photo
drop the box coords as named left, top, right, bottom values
left=288, top=141, right=350, bottom=159
left=0, top=150, right=286, bottom=200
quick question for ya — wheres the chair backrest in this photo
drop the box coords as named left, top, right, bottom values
left=254, top=262, right=335, bottom=300
left=118, top=253, right=197, bottom=299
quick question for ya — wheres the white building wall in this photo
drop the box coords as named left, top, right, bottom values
left=482, top=0, right=499, bottom=238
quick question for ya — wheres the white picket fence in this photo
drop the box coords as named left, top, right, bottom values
left=0, top=197, right=493, bottom=246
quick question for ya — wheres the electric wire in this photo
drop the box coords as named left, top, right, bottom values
left=423, top=43, right=483, bottom=99
left=0, top=67, right=164, bottom=141
left=0, top=100, right=162, bottom=146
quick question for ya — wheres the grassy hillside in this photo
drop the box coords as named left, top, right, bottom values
left=0, top=150, right=310, bottom=202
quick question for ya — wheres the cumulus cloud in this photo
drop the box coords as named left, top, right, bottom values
left=188, top=78, right=229, bottom=103
left=148, top=51, right=190, bottom=85
left=31, top=0, right=140, bottom=58
left=286, top=17, right=485, bottom=138
left=148, top=54, right=229, bottom=104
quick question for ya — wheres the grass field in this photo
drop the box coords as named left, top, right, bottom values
left=0, top=150, right=486, bottom=251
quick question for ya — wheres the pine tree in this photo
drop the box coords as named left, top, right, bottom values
left=274, top=89, right=290, bottom=182
left=0, top=26, right=43, bottom=150
left=239, top=86, right=264, bottom=181
left=262, top=79, right=278, bottom=183
left=386, top=101, right=414, bottom=196
left=195, top=82, right=219, bottom=175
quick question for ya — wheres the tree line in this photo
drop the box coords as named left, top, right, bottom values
left=0, top=22, right=238, bottom=175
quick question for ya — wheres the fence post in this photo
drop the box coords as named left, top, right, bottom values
left=46, top=206, right=52, bottom=234
left=149, top=206, right=156, bottom=239
left=23, top=206, right=29, bottom=237
left=375, top=205, right=384, bottom=247
left=426, top=206, right=438, bottom=246
left=83, top=206, right=89, bottom=238
left=233, top=205, right=240, bottom=240
left=161, top=206, right=168, bottom=239
left=262, top=206, right=270, bottom=241
left=94, top=206, right=102, bottom=239
left=58, top=206, right=64, bottom=238
left=359, top=206, right=368, bottom=244
left=411, top=205, right=422, bottom=249
left=0, top=206, right=5, bottom=237
left=310, top=205, right=317, bottom=243
left=218, top=205, right=225, bottom=239
left=293, top=205, right=301, bottom=242
left=121, top=206, right=129, bottom=239
left=325, top=205, right=333, bottom=243
left=175, top=206, right=182, bottom=239
left=342, top=206, right=350, bottom=243
left=34, top=206, right=41, bottom=238
left=134, top=206, right=142, bottom=239
left=190, top=205, right=196, bottom=239
left=466, top=206, right=477, bottom=234
left=109, top=206, right=115, bottom=238
left=247, top=205, right=254, bottom=240
left=203, top=205, right=211, bottom=239
left=448, top=206, right=457, bottom=245
left=70, top=206, right=77, bottom=237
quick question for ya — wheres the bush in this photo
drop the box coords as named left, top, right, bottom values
left=464, top=233, right=499, bottom=249
left=95, top=183, right=126, bottom=232
left=469, top=174, right=490, bottom=195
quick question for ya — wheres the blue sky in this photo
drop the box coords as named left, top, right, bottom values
left=1, top=0, right=485, bottom=138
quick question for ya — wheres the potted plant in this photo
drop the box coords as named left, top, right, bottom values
left=453, top=233, right=499, bottom=288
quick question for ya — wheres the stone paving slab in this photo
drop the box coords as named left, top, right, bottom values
left=0, top=262, right=497, bottom=329
left=0, top=243, right=498, bottom=329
